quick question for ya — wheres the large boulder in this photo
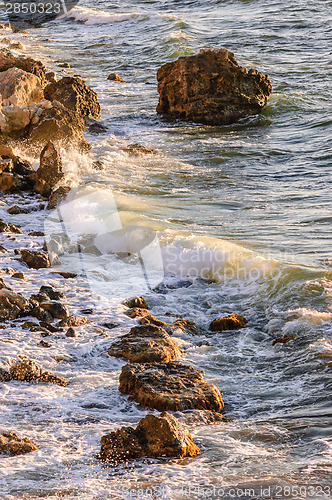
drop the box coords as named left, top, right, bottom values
left=0, top=67, right=43, bottom=105
left=96, top=411, right=199, bottom=463
left=0, top=50, right=47, bottom=85
left=0, top=432, right=38, bottom=456
left=107, top=324, right=182, bottom=363
left=157, top=48, right=272, bottom=125
left=44, top=77, right=100, bottom=119
left=20, top=249, right=51, bottom=269
left=8, top=358, right=67, bottom=386
left=28, top=100, right=89, bottom=151
left=34, top=141, right=63, bottom=196
left=119, top=361, right=224, bottom=412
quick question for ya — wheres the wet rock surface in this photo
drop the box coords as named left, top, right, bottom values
left=123, top=296, right=149, bottom=309
left=20, top=249, right=51, bottom=269
left=7, top=358, right=67, bottom=386
left=209, top=314, right=248, bottom=332
left=157, top=48, right=272, bottom=125
left=0, top=289, right=29, bottom=320
left=119, top=361, right=224, bottom=411
left=108, top=324, right=182, bottom=363
left=34, top=141, right=63, bottom=196
left=96, top=411, right=199, bottom=463
left=0, top=431, right=38, bottom=456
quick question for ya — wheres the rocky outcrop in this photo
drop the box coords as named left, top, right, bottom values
left=0, top=67, right=43, bottom=105
left=0, top=432, right=38, bottom=456
left=6, top=358, right=67, bottom=386
left=123, top=296, right=149, bottom=309
left=44, top=77, right=100, bottom=119
left=108, top=325, right=182, bottom=363
left=209, top=314, right=248, bottom=332
left=20, top=249, right=51, bottom=269
left=0, top=50, right=47, bottom=85
left=0, top=289, right=29, bottom=320
left=157, top=48, right=272, bottom=125
left=96, top=411, right=199, bottom=463
left=47, top=185, right=71, bottom=209
left=119, top=361, right=224, bottom=411
left=34, top=141, right=63, bottom=196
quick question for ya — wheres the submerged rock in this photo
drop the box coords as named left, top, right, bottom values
left=121, top=143, right=155, bottom=157
left=119, top=361, right=224, bottom=412
left=96, top=411, right=199, bottom=463
left=34, top=141, right=63, bottom=196
left=20, top=249, right=50, bottom=269
left=123, top=296, right=149, bottom=310
left=209, top=314, right=248, bottom=332
left=108, top=324, right=182, bottom=363
left=272, top=336, right=297, bottom=346
left=0, top=432, right=38, bottom=456
left=157, top=48, right=272, bottom=125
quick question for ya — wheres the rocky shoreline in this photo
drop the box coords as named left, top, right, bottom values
left=0, top=43, right=269, bottom=464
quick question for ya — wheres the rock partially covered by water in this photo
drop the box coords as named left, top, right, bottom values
left=0, top=220, right=22, bottom=233
left=44, top=77, right=101, bottom=119
left=0, top=289, right=29, bottom=320
left=209, top=314, right=248, bottom=332
left=0, top=432, right=38, bottom=456
left=108, top=325, right=182, bottom=363
left=119, top=361, right=224, bottom=411
left=34, top=141, right=63, bottom=196
left=123, top=296, right=149, bottom=309
left=157, top=48, right=272, bottom=125
left=9, top=358, right=67, bottom=386
left=20, top=249, right=50, bottom=269
left=96, top=411, right=199, bottom=463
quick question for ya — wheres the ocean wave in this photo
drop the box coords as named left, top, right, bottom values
left=59, top=6, right=178, bottom=25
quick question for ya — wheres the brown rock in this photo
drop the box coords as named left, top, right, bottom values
left=122, top=143, right=155, bottom=157
left=59, top=315, right=90, bottom=327
left=0, top=367, right=12, bottom=381
left=0, top=50, right=47, bottom=85
left=96, top=411, right=199, bottom=463
left=66, top=327, right=78, bottom=338
left=7, top=205, right=30, bottom=214
left=51, top=271, right=77, bottom=279
left=209, top=314, right=248, bottom=332
left=119, top=361, right=224, bottom=411
left=0, top=289, right=29, bottom=320
left=12, top=272, right=26, bottom=280
left=40, top=301, right=70, bottom=320
left=0, top=67, right=43, bottom=105
left=34, top=141, right=63, bottom=196
left=157, top=48, right=272, bottom=125
left=0, top=220, right=22, bottom=233
left=169, top=318, right=202, bottom=335
left=272, top=336, right=297, bottom=346
left=9, top=359, right=67, bottom=386
left=39, top=340, right=51, bottom=348
left=28, top=100, right=89, bottom=152
left=108, top=325, right=182, bottom=363
left=123, top=307, right=151, bottom=319
left=0, top=172, right=14, bottom=191
left=20, top=249, right=50, bottom=269
left=0, top=158, right=13, bottom=173
left=138, top=315, right=167, bottom=327
left=0, top=432, right=38, bottom=456
left=107, top=73, right=123, bottom=82
left=123, top=296, right=148, bottom=309
left=44, top=77, right=100, bottom=119
left=47, top=185, right=71, bottom=209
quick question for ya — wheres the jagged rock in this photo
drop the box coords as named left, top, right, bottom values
left=59, top=315, right=90, bottom=327
left=28, top=100, right=89, bottom=151
left=107, top=73, right=123, bottom=82
left=209, top=314, right=248, bottom=332
left=272, top=336, right=297, bottom=346
left=40, top=301, right=70, bottom=320
left=0, top=67, right=43, bottom=105
left=0, top=50, right=47, bottom=85
left=47, top=185, right=71, bottom=209
left=9, top=358, right=67, bottom=386
left=96, top=411, right=199, bottom=463
left=7, top=205, right=30, bottom=214
left=157, top=48, right=272, bottom=125
left=167, top=318, right=202, bottom=335
left=123, top=296, right=148, bottom=310
left=0, top=220, right=22, bottom=233
left=34, top=141, right=63, bottom=196
left=88, top=122, right=107, bottom=134
left=119, top=361, right=224, bottom=411
left=20, top=249, right=50, bottom=269
left=0, top=157, right=13, bottom=173
left=108, top=325, right=182, bottom=363
left=39, top=285, right=66, bottom=301
left=138, top=315, right=167, bottom=327
left=123, top=307, right=151, bottom=319
left=122, top=143, right=155, bottom=157
left=0, top=289, right=29, bottom=320
left=44, top=77, right=100, bottom=119
left=0, top=432, right=38, bottom=456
